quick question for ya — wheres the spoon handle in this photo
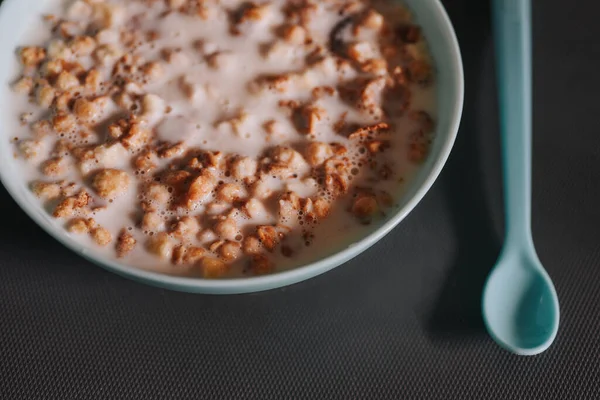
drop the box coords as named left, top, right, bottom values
left=492, top=0, right=533, bottom=250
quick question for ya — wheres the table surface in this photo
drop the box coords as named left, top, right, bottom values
left=2, top=0, right=600, bottom=398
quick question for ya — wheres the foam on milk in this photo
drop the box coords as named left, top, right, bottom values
left=5, top=0, right=437, bottom=277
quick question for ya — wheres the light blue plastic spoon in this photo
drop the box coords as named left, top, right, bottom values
left=482, top=0, right=560, bottom=355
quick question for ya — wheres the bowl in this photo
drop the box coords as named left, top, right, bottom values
left=0, top=0, right=463, bottom=294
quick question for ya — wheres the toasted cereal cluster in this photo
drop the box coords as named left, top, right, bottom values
left=10, top=0, right=436, bottom=278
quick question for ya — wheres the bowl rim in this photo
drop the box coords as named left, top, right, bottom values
left=0, top=0, right=464, bottom=294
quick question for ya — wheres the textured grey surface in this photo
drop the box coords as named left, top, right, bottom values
left=2, top=0, right=600, bottom=398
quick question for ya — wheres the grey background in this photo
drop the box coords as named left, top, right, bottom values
left=2, top=0, right=600, bottom=398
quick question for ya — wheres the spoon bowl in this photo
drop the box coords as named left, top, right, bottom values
left=483, top=251, right=559, bottom=355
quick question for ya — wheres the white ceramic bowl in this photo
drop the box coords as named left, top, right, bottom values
left=0, top=0, right=463, bottom=294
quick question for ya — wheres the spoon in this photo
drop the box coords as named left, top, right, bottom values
left=482, top=0, right=560, bottom=355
